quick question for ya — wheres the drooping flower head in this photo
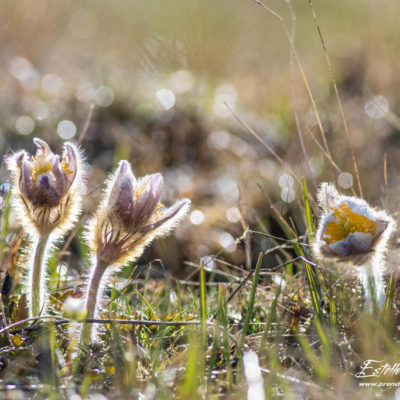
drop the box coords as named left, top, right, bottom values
left=314, top=183, right=395, bottom=265
left=314, top=183, right=396, bottom=309
left=7, top=138, right=85, bottom=237
left=87, top=160, right=190, bottom=268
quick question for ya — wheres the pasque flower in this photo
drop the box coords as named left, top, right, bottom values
left=7, top=138, right=85, bottom=316
left=314, top=183, right=395, bottom=308
left=81, top=161, right=190, bottom=344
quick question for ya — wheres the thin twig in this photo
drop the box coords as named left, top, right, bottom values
left=184, top=261, right=241, bottom=281
left=257, top=182, right=300, bottom=236
left=261, top=255, right=335, bottom=274
left=249, top=0, right=333, bottom=161
left=212, top=269, right=255, bottom=320
left=238, top=185, right=252, bottom=270
left=226, top=102, right=302, bottom=186
left=78, top=103, right=95, bottom=145
left=383, top=152, right=389, bottom=209
left=307, top=0, right=363, bottom=198
left=285, top=0, right=317, bottom=189
left=0, top=316, right=201, bottom=336
left=305, top=126, right=342, bottom=175
left=246, top=229, right=310, bottom=246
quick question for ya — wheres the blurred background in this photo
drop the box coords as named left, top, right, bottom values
left=1, top=0, right=400, bottom=276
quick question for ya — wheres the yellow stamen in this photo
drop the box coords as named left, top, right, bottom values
left=323, top=203, right=377, bottom=244
left=61, top=158, right=72, bottom=177
left=149, top=204, right=164, bottom=222
left=32, top=156, right=52, bottom=182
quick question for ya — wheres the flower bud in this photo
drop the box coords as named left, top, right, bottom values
left=5, top=138, right=86, bottom=317
left=87, top=160, right=190, bottom=267
left=81, top=161, right=190, bottom=343
left=7, top=138, right=85, bottom=237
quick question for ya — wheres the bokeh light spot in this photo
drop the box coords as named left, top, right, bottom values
left=155, top=89, right=176, bottom=110
left=213, top=84, right=237, bottom=118
left=230, top=137, right=249, bottom=156
left=190, top=210, right=205, bottom=225
left=33, top=102, right=50, bottom=121
left=226, top=207, right=241, bottom=223
left=41, top=74, right=63, bottom=96
left=16, top=116, right=35, bottom=135
left=202, top=255, right=216, bottom=269
left=364, top=95, right=389, bottom=119
left=207, top=130, right=231, bottom=150
left=281, top=187, right=295, bottom=203
left=218, top=232, right=236, bottom=252
left=169, top=70, right=194, bottom=93
left=272, top=275, right=286, bottom=289
left=338, top=172, right=353, bottom=189
left=95, top=86, right=115, bottom=107
left=9, top=57, right=39, bottom=90
left=76, top=82, right=95, bottom=103
left=57, top=120, right=77, bottom=140
left=278, top=173, right=294, bottom=188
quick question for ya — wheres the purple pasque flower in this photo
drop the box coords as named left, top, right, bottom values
left=314, top=183, right=394, bottom=265
left=313, top=183, right=396, bottom=309
left=88, top=160, right=190, bottom=267
left=7, top=138, right=85, bottom=236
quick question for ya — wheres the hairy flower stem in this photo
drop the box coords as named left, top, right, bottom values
left=30, top=234, right=49, bottom=317
left=358, top=257, right=385, bottom=314
left=81, top=258, right=108, bottom=345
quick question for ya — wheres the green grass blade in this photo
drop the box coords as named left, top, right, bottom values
left=200, top=259, right=207, bottom=347
left=385, top=272, right=394, bottom=313
left=303, top=260, right=323, bottom=320
left=302, top=178, right=314, bottom=241
left=208, top=285, right=224, bottom=384
left=240, top=252, right=263, bottom=347
left=2, top=188, right=12, bottom=240
left=260, top=280, right=282, bottom=351
left=179, top=329, right=202, bottom=400
left=134, top=289, right=156, bottom=319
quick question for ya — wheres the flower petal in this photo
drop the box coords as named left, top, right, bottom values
left=347, top=232, right=372, bottom=253
left=33, top=137, right=52, bottom=158
left=62, top=143, right=79, bottom=185
left=318, top=183, right=340, bottom=212
left=115, top=175, right=135, bottom=227
left=140, top=198, right=190, bottom=237
left=108, top=161, right=136, bottom=207
left=374, top=220, right=389, bottom=240
left=20, top=159, right=35, bottom=200
left=133, top=174, right=163, bottom=228
left=35, top=174, right=64, bottom=207
left=329, top=240, right=351, bottom=257
left=51, top=156, right=69, bottom=196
